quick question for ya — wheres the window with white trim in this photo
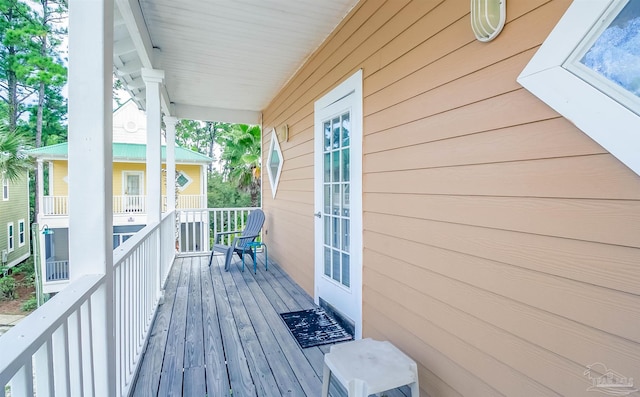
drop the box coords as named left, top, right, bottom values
left=518, top=0, right=640, bottom=176
left=266, top=128, right=283, bottom=198
left=2, top=178, right=8, bottom=201
left=18, top=219, right=25, bottom=247
left=7, top=222, right=14, bottom=252
left=176, top=171, right=192, bottom=191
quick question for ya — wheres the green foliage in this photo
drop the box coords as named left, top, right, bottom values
left=207, top=171, right=251, bottom=208
left=0, top=124, right=32, bottom=180
left=0, top=275, right=16, bottom=300
left=21, top=294, right=37, bottom=311
left=0, top=0, right=67, bottom=132
left=216, top=124, right=261, bottom=207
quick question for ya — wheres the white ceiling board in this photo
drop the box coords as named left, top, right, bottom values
left=114, top=0, right=359, bottom=123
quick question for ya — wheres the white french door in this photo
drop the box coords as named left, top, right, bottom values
left=314, top=70, right=363, bottom=339
left=123, top=171, right=144, bottom=212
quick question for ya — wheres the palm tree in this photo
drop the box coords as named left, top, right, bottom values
left=0, top=125, right=32, bottom=181
left=218, top=124, right=261, bottom=207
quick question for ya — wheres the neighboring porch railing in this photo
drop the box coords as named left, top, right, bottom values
left=177, top=207, right=261, bottom=254
left=46, top=259, right=70, bottom=281
left=0, top=211, right=177, bottom=396
left=163, top=194, right=206, bottom=210
left=42, top=195, right=69, bottom=216
left=40, top=195, right=207, bottom=215
left=113, top=195, right=146, bottom=213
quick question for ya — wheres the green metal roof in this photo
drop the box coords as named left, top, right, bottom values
left=26, top=142, right=212, bottom=164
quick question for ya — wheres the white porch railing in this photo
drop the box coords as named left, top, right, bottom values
left=40, top=195, right=207, bottom=215
left=163, top=194, right=206, bottom=210
left=178, top=207, right=261, bottom=254
left=0, top=211, right=177, bottom=396
left=42, top=195, right=69, bottom=216
left=46, top=259, right=70, bottom=281
left=113, top=195, right=146, bottom=214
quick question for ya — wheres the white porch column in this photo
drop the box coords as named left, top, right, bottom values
left=163, top=116, right=177, bottom=212
left=67, top=0, right=114, bottom=395
left=36, top=159, right=44, bottom=219
left=142, top=68, right=164, bottom=225
left=201, top=164, right=207, bottom=207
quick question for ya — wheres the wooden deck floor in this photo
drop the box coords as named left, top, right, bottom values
left=131, top=253, right=411, bottom=397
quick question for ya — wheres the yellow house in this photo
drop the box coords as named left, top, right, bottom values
left=27, top=101, right=212, bottom=292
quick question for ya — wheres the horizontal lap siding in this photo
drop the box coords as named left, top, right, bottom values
left=262, top=1, right=640, bottom=396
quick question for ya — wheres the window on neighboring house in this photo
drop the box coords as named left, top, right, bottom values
left=2, top=178, right=8, bottom=201
left=18, top=219, right=25, bottom=247
left=176, top=171, right=192, bottom=191
left=7, top=222, right=14, bottom=252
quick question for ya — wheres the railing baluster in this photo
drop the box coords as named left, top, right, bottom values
left=68, top=310, right=83, bottom=396
left=10, top=360, right=33, bottom=397
left=80, top=300, right=95, bottom=396
left=35, top=337, right=55, bottom=397
left=53, top=322, right=71, bottom=396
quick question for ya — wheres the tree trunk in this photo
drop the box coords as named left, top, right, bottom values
left=207, top=121, right=216, bottom=174
left=7, top=49, right=18, bottom=132
left=34, top=0, right=49, bottom=216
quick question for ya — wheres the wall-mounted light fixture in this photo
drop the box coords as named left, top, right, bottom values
left=41, top=224, right=54, bottom=235
left=471, top=0, right=506, bottom=42
left=280, top=124, right=289, bottom=142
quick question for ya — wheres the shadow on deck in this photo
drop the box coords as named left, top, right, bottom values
left=131, top=253, right=411, bottom=397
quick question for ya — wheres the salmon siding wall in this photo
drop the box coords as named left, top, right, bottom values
left=261, top=1, right=640, bottom=395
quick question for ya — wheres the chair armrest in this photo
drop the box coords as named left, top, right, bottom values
left=215, top=230, right=241, bottom=244
left=231, top=233, right=261, bottom=248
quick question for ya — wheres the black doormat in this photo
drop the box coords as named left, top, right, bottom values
left=280, top=308, right=353, bottom=349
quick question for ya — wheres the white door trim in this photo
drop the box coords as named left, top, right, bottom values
left=313, top=69, right=363, bottom=339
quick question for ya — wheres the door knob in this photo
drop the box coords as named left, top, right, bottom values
left=314, top=212, right=322, bottom=218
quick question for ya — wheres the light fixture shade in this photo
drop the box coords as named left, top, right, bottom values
left=471, top=0, right=506, bottom=42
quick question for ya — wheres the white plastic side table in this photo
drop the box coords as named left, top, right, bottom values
left=321, top=338, right=419, bottom=397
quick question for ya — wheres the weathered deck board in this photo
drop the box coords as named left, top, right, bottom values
left=131, top=254, right=410, bottom=396
left=131, top=252, right=183, bottom=397
left=200, top=256, right=230, bottom=396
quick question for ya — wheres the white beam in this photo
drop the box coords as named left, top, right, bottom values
left=173, top=103, right=261, bottom=124
left=67, top=0, right=114, bottom=395
left=142, top=68, right=164, bottom=225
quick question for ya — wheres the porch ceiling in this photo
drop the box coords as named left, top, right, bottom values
left=113, top=0, right=359, bottom=124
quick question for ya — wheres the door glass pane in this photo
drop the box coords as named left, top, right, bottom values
left=332, top=249, right=340, bottom=282
left=324, top=185, right=331, bottom=214
left=324, top=153, right=330, bottom=182
left=342, top=253, right=350, bottom=287
left=324, top=121, right=331, bottom=151
left=324, top=247, right=331, bottom=277
left=332, top=216, right=340, bottom=249
left=342, top=148, right=350, bottom=182
left=332, top=151, right=340, bottom=182
left=342, top=218, right=350, bottom=252
left=332, top=184, right=340, bottom=215
left=342, top=184, right=350, bottom=217
left=324, top=216, right=331, bottom=245
left=332, top=117, right=340, bottom=148
left=342, top=113, right=350, bottom=147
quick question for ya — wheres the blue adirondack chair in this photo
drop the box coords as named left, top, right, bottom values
left=208, top=209, right=265, bottom=271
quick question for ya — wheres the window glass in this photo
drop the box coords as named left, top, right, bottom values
left=7, top=223, right=14, bottom=252
left=18, top=220, right=25, bottom=246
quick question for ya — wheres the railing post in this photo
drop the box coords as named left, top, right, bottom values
left=67, top=0, right=115, bottom=394
left=164, top=116, right=177, bottom=213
